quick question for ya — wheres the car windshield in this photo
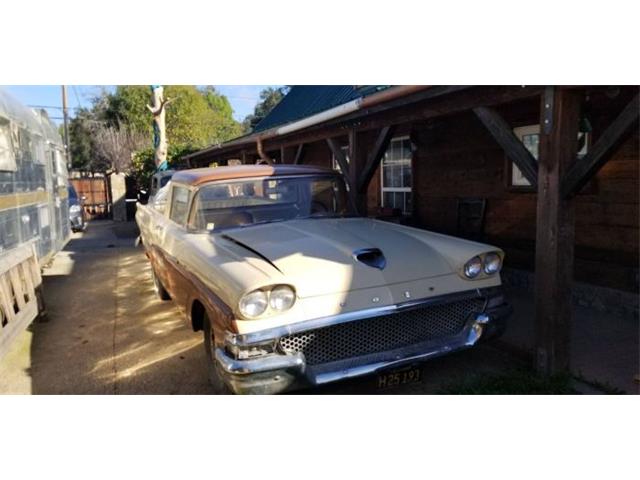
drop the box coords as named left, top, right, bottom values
left=192, top=174, right=355, bottom=232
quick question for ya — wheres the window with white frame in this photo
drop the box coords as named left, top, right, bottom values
left=511, top=125, right=589, bottom=187
left=381, top=136, right=412, bottom=214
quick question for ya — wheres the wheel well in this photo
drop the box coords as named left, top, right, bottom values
left=191, top=300, right=206, bottom=332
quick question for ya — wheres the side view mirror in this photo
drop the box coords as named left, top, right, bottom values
left=138, top=190, right=150, bottom=205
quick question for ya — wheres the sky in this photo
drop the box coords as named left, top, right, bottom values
left=1, top=85, right=275, bottom=124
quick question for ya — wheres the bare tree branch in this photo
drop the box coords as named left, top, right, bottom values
left=92, top=126, right=147, bottom=174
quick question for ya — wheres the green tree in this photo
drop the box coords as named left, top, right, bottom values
left=67, top=108, right=105, bottom=171
left=103, top=85, right=152, bottom=135
left=242, top=86, right=288, bottom=133
left=203, top=86, right=234, bottom=119
left=131, top=144, right=199, bottom=189
left=202, top=86, right=242, bottom=140
left=68, top=85, right=242, bottom=174
left=102, top=85, right=241, bottom=147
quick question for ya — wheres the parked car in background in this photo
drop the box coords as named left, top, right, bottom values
left=136, top=165, right=512, bottom=394
left=68, top=184, right=86, bottom=232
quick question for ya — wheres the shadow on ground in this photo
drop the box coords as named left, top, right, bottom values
left=26, top=221, right=214, bottom=394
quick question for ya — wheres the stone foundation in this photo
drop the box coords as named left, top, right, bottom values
left=501, top=267, right=639, bottom=320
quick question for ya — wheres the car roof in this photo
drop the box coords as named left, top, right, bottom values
left=171, top=164, right=337, bottom=187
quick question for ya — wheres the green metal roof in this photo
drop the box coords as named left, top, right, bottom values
left=252, top=85, right=389, bottom=133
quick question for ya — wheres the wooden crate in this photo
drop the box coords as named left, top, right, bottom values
left=0, top=243, right=43, bottom=359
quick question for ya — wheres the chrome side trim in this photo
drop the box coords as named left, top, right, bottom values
left=228, top=287, right=499, bottom=346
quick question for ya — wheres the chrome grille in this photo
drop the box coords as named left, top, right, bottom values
left=279, top=298, right=485, bottom=365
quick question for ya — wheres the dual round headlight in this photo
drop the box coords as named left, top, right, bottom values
left=463, top=252, right=502, bottom=279
left=464, top=256, right=483, bottom=278
left=238, top=285, right=296, bottom=319
left=483, top=252, right=502, bottom=275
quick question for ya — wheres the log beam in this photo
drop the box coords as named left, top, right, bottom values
left=562, top=93, right=639, bottom=198
left=294, top=144, right=305, bottom=164
left=474, top=106, right=539, bottom=187
left=326, top=137, right=350, bottom=178
left=357, top=125, right=396, bottom=193
left=534, top=87, right=582, bottom=375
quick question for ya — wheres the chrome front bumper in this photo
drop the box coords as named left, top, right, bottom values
left=215, top=287, right=512, bottom=394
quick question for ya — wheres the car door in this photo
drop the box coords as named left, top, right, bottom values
left=157, top=184, right=193, bottom=311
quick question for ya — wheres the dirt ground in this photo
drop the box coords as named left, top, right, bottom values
left=0, top=220, right=636, bottom=394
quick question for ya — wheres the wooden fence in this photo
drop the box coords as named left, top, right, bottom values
left=70, top=174, right=112, bottom=219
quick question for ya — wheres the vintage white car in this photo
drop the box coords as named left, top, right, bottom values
left=136, top=164, right=511, bottom=394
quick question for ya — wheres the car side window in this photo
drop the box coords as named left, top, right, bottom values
left=169, top=186, right=190, bottom=225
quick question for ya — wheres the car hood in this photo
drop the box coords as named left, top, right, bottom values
left=220, top=218, right=495, bottom=298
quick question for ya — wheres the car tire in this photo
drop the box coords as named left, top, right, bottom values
left=203, top=312, right=231, bottom=394
left=151, top=267, right=171, bottom=301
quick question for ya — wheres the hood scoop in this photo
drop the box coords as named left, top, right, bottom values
left=353, top=248, right=386, bottom=270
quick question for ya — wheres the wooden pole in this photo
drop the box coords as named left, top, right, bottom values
left=348, top=129, right=367, bottom=214
left=534, top=87, right=582, bottom=375
left=61, top=85, right=72, bottom=169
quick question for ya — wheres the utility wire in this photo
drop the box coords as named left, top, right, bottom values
left=72, top=85, right=83, bottom=109
left=28, top=104, right=82, bottom=110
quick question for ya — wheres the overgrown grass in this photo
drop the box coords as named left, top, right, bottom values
left=439, top=369, right=576, bottom=395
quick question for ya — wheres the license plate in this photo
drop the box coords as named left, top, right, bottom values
left=376, top=366, right=422, bottom=390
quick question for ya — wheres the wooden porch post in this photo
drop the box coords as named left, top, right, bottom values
left=348, top=129, right=369, bottom=215
left=534, top=87, right=582, bottom=375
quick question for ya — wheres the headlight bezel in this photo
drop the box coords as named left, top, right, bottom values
left=462, top=252, right=503, bottom=280
left=483, top=252, right=502, bottom=275
left=69, top=204, right=82, bottom=213
left=269, top=285, right=296, bottom=312
left=238, top=289, right=269, bottom=318
left=238, top=284, right=296, bottom=319
left=463, top=256, right=483, bottom=279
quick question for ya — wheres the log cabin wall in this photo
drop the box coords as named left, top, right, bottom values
left=299, top=140, right=333, bottom=168
left=406, top=94, right=638, bottom=292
